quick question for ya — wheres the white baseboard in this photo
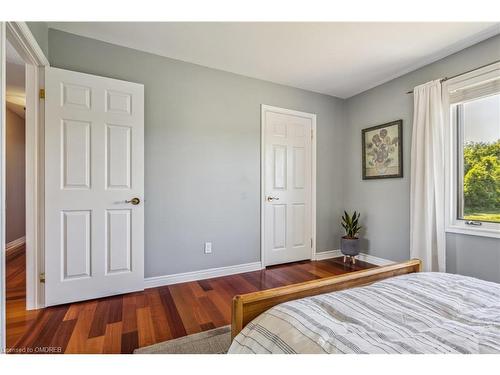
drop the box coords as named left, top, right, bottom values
left=314, top=249, right=394, bottom=266
left=6, top=236, right=26, bottom=253
left=313, top=249, right=343, bottom=260
left=144, top=261, right=263, bottom=289
left=357, top=253, right=395, bottom=266
left=144, top=251, right=394, bottom=290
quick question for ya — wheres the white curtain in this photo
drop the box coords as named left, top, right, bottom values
left=410, top=80, right=446, bottom=272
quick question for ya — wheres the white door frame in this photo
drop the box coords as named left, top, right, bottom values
left=260, top=104, right=317, bottom=267
left=5, top=22, right=49, bottom=310
left=1, top=20, right=7, bottom=353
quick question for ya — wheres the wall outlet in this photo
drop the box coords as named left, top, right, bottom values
left=204, top=242, right=212, bottom=254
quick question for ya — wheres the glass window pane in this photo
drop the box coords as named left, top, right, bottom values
left=460, top=94, right=500, bottom=223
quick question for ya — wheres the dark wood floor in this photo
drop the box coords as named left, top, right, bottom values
left=6, top=246, right=375, bottom=354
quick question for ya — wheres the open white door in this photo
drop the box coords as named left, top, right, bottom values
left=45, top=67, right=144, bottom=306
left=262, top=105, right=315, bottom=266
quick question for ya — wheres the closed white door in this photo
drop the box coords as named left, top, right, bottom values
left=45, top=67, right=144, bottom=306
left=262, top=105, right=315, bottom=266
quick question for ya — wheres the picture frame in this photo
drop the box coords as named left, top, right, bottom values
left=362, top=120, right=403, bottom=180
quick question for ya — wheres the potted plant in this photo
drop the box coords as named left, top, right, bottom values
left=341, top=211, right=362, bottom=262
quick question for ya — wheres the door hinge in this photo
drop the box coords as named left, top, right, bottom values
left=39, top=272, right=45, bottom=283
left=311, top=129, right=313, bottom=140
left=311, top=238, right=313, bottom=248
left=39, top=88, right=45, bottom=99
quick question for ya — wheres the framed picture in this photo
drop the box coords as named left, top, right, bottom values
left=362, top=120, right=403, bottom=179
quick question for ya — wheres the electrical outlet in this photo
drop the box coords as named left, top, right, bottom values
left=204, top=242, right=212, bottom=254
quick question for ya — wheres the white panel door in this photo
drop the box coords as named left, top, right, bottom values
left=45, top=67, right=144, bottom=306
left=262, top=105, right=315, bottom=266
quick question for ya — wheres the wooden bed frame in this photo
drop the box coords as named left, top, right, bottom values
left=231, top=259, right=422, bottom=339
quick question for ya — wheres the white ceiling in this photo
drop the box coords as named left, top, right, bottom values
left=49, top=22, right=500, bottom=98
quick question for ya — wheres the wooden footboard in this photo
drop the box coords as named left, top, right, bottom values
left=231, top=259, right=422, bottom=339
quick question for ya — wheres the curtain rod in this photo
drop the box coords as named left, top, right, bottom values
left=405, top=59, right=500, bottom=94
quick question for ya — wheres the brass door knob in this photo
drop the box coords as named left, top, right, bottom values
left=125, top=197, right=141, bottom=205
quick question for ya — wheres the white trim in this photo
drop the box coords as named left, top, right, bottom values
left=144, top=262, right=263, bottom=289
left=1, top=20, right=7, bottom=354
left=144, top=251, right=395, bottom=290
left=313, top=249, right=395, bottom=266
left=311, top=111, right=317, bottom=258
left=5, top=22, right=49, bottom=310
left=260, top=104, right=317, bottom=267
left=356, top=253, right=396, bottom=267
left=443, top=61, right=500, bottom=239
left=6, top=236, right=25, bottom=253
left=5, top=22, right=49, bottom=67
left=25, top=65, right=45, bottom=309
left=313, top=249, right=342, bottom=260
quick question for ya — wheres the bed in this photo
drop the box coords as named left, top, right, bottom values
left=228, top=260, right=500, bottom=354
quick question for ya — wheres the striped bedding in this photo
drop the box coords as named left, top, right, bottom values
left=228, top=272, right=500, bottom=354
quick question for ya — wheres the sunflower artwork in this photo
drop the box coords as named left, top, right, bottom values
left=362, top=120, right=403, bottom=179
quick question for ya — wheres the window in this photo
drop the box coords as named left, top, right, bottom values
left=444, top=62, right=500, bottom=238
left=456, top=94, right=500, bottom=224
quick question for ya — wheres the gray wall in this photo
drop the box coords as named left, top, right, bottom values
left=32, top=25, right=500, bottom=282
left=6, top=108, right=26, bottom=243
left=344, top=34, right=500, bottom=282
left=48, top=29, right=346, bottom=277
left=26, top=22, right=49, bottom=59
left=446, top=233, right=500, bottom=282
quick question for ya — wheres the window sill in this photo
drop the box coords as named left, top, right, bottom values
left=446, top=225, right=500, bottom=239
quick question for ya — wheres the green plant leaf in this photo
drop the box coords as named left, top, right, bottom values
left=341, top=210, right=362, bottom=237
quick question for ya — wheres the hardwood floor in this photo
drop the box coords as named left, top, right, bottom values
left=6, top=246, right=375, bottom=354
left=6, top=246, right=41, bottom=351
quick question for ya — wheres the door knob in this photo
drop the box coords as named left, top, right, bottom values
left=125, top=197, right=141, bottom=205
left=267, top=196, right=279, bottom=202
